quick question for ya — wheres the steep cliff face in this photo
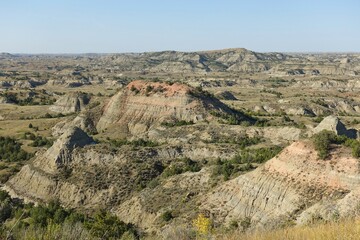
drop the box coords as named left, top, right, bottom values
left=201, top=141, right=360, bottom=229
left=33, top=127, right=95, bottom=173
left=50, top=92, right=90, bottom=114
left=96, top=80, right=242, bottom=136
left=4, top=127, right=96, bottom=204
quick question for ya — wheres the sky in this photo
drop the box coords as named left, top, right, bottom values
left=0, top=0, right=359, bottom=53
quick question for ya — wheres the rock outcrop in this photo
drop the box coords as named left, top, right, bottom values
left=96, top=80, right=246, bottom=136
left=214, top=91, right=238, bottom=100
left=313, top=116, right=357, bottom=138
left=33, top=127, right=95, bottom=173
left=4, top=127, right=95, bottom=203
left=201, top=141, right=360, bottom=229
left=52, top=113, right=98, bottom=137
left=5, top=133, right=360, bottom=232
left=49, top=92, right=90, bottom=114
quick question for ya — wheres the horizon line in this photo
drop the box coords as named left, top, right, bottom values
left=2, top=48, right=360, bottom=55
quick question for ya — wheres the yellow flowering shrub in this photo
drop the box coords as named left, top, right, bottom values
left=193, top=213, right=212, bottom=235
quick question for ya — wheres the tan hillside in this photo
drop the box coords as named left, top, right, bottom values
left=96, top=80, right=246, bottom=137
left=201, top=140, right=360, bottom=229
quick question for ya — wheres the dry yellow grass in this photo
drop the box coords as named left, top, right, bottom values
left=0, top=118, right=63, bottom=138
left=218, top=218, right=360, bottom=240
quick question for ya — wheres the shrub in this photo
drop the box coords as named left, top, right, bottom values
left=213, top=146, right=282, bottom=180
left=312, top=130, right=347, bottom=159
left=0, top=190, right=10, bottom=201
left=130, top=85, right=139, bottom=94
left=0, top=199, right=12, bottom=223
left=161, top=120, right=194, bottom=127
left=0, top=136, right=33, bottom=162
left=229, top=220, right=239, bottom=230
left=344, top=139, right=360, bottom=158
left=0, top=194, right=136, bottom=240
left=28, top=135, right=53, bottom=148
left=145, top=85, right=154, bottom=93
left=240, top=217, right=251, bottom=231
left=84, top=209, right=136, bottom=239
left=193, top=213, right=212, bottom=236
left=162, top=158, right=201, bottom=178
left=147, top=178, right=160, bottom=189
left=161, top=211, right=173, bottom=222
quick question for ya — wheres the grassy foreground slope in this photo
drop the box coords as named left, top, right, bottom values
left=219, top=218, right=360, bottom=240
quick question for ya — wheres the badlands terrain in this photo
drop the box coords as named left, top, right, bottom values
left=1, top=48, right=360, bottom=239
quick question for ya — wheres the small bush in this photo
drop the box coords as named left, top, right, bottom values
left=193, top=213, right=212, bottom=236
left=161, top=120, right=194, bottom=127
left=312, top=130, right=347, bottom=159
left=162, top=158, right=201, bottom=178
left=161, top=211, right=173, bottom=222
left=28, top=135, right=53, bottom=148
left=344, top=139, right=360, bottom=158
left=146, top=85, right=154, bottom=93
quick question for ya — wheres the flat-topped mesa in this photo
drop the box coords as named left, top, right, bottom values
left=96, top=80, right=245, bottom=136
left=34, top=127, right=95, bottom=173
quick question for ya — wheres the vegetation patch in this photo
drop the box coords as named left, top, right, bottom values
left=23, top=132, right=53, bottom=148
left=161, top=210, right=174, bottom=222
left=0, top=136, right=33, bottom=162
left=261, top=89, right=283, bottom=98
left=311, top=130, right=360, bottom=159
left=0, top=191, right=138, bottom=239
left=204, top=134, right=263, bottom=148
left=213, top=146, right=283, bottom=180
left=162, top=158, right=201, bottom=178
left=210, top=109, right=255, bottom=125
left=107, top=138, right=159, bottom=148
left=0, top=91, right=55, bottom=106
left=161, top=120, right=194, bottom=127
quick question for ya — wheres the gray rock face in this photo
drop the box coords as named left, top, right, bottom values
left=52, top=114, right=97, bottom=137
left=4, top=127, right=95, bottom=204
left=50, top=92, right=90, bottom=114
left=34, top=127, right=94, bottom=173
left=285, top=107, right=315, bottom=116
left=313, top=115, right=357, bottom=138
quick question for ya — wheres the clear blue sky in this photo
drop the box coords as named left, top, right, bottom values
left=1, top=0, right=359, bottom=53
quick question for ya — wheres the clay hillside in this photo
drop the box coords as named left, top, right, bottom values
left=96, top=80, right=252, bottom=137
left=5, top=123, right=360, bottom=234
left=1, top=49, right=360, bottom=239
